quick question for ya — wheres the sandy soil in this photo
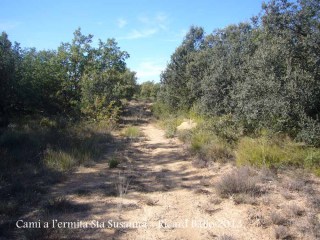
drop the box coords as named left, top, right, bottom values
left=37, top=101, right=319, bottom=240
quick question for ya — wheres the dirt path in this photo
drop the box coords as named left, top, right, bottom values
left=44, top=101, right=275, bottom=239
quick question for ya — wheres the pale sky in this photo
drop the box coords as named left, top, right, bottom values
left=1, top=0, right=263, bottom=83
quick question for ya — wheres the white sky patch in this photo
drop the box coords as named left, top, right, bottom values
left=136, top=60, right=166, bottom=82
left=121, top=28, right=158, bottom=40
left=155, top=12, right=168, bottom=30
left=138, top=12, right=169, bottom=30
left=120, top=12, right=169, bottom=40
left=117, top=18, right=127, bottom=28
left=138, top=12, right=168, bottom=24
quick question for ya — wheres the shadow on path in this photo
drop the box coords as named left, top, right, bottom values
left=12, top=100, right=215, bottom=239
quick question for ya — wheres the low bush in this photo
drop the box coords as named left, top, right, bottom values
left=296, top=115, right=320, bottom=147
left=109, top=156, right=119, bottom=169
left=236, top=136, right=320, bottom=174
left=286, top=204, right=305, bottom=217
left=155, top=104, right=320, bottom=175
left=270, top=211, right=289, bottom=226
left=151, top=101, right=172, bottom=119
left=216, top=167, right=261, bottom=198
left=177, top=122, right=234, bottom=163
left=39, top=117, right=57, bottom=128
left=165, top=122, right=177, bottom=138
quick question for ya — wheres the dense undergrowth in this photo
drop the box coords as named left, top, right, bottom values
left=156, top=0, right=320, bottom=165
left=153, top=102, right=320, bottom=176
left=0, top=116, right=116, bottom=238
left=1, top=25, right=137, bottom=238
left=152, top=0, right=320, bottom=177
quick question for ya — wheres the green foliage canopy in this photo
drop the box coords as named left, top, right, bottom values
left=158, top=0, right=320, bottom=146
left=0, top=28, right=137, bottom=123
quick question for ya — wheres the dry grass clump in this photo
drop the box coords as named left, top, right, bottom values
left=285, top=204, right=305, bottom=217
left=216, top=167, right=262, bottom=198
left=233, top=194, right=257, bottom=205
left=270, top=211, right=289, bottom=226
left=274, top=226, right=293, bottom=239
left=121, top=125, right=143, bottom=139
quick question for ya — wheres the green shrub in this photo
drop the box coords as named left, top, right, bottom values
left=210, top=114, right=243, bottom=144
left=109, top=156, right=119, bottom=168
left=187, top=114, right=242, bottom=147
left=151, top=102, right=171, bottom=119
left=236, top=136, right=320, bottom=172
left=176, top=126, right=234, bottom=163
left=297, top=116, right=320, bottom=147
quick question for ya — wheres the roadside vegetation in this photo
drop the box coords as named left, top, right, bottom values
left=0, top=28, right=136, bottom=238
left=135, top=81, right=160, bottom=101
left=1, top=0, right=319, bottom=239
left=154, top=0, right=320, bottom=176
left=152, top=2, right=320, bottom=238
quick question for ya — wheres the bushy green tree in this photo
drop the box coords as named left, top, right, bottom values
left=0, top=32, right=19, bottom=125
left=158, top=0, right=320, bottom=146
left=0, top=28, right=136, bottom=123
left=159, top=26, right=205, bottom=111
left=139, top=81, right=160, bottom=99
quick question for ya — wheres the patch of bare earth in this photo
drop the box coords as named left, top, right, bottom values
left=22, top=101, right=320, bottom=240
